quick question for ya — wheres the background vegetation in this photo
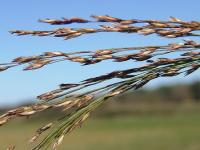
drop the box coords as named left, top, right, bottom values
left=1, top=82, right=200, bottom=150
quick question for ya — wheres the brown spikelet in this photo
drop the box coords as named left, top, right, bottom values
left=6, top=145, right=15, bottom=150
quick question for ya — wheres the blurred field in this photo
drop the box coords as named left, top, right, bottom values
left=1, top=113, right=200, bottom=150
left=1, top=83, right=200, bottom=150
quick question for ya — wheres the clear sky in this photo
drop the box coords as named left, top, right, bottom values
left=0, top=0, right=200, bottom=107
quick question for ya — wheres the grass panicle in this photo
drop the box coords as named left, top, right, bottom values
left=0, top=16, right=200, bottom=150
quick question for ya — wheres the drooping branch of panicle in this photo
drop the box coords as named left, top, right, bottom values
left=10, top=15, right=200, bottom=40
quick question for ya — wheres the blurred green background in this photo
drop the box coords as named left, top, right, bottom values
left=1, top=82, right=200, bottom=150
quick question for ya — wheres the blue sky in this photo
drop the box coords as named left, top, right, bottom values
left=0, top=0, right=200, bottom=107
